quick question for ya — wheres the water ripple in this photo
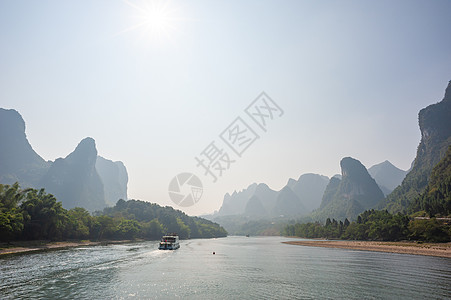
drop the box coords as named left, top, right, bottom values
left=1, top=238, right=450, bottom=299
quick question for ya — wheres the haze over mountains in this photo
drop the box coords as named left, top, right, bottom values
left=217, top=173, right=330, bottom=219
left=211, top=80, right=450, bottom=232
left=213, top=159, right=405, bottom=223
left=213, top=158, right=403, bottom=223
left=0, top=109, right=50, bottom=188
left=289, top=174, right=330, bottom=212
left=208, top=157, right=406, bottom=235
left=96, top=156, right=128, bottom=207
left=0, top=108, right=128, bottom=212
left=368, top=161, right=408, bottom=196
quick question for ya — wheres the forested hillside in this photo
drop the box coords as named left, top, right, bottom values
left=410, top=145, right=451, bottom=216
left=383, top=81, right=451, bottom=212
left=99, top=199, right=227, bottom=239
left=0, top=183, right=227, bottom=242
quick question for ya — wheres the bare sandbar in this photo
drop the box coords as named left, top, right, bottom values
left=0, top=240, right=133, bottom=256
left=283, top=240, right=451, bottom=258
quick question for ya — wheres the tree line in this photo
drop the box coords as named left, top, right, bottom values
left=283, top=209, right=450, bottom=242
left=0, top=183, right=227, bottom=243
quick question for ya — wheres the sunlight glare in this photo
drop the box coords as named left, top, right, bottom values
left=122, top=0, right=181, bottom=42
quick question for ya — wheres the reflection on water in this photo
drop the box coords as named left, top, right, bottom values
left=1, top=237, right=450, bottom=299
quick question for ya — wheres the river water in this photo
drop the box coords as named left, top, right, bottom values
left=1, top=236, right=450, bottom=299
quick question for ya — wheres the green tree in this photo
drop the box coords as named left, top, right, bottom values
left=343, top=223, right=368, bottom=240
left=142, top=219, right=164, bottom=239
left=409, top=218, right=450, bottom=242
left=66, top=207, right=92, bottom=239
left=0, top=183, right=27, bottom=241
left=91, top=215, right=117, bottom=240
left=344, top=218, right=350, bottom=227
left=176, top=218, right=191, bottom=239
left=325, top=218, right=332, bottom=227
left=116, top=219, right=141, bottom=239
left=21, top=188, right=68, bottom=240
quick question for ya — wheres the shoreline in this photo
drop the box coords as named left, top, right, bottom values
left=283, top=239, right=451, bottom=258
left=0, top=240, right=135, bottom=257
left=4, top=238, right=450, bottom=258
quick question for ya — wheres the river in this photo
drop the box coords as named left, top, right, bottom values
left=1, top=236, right=450, bottom=299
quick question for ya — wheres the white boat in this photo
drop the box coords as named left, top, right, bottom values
left=158, top=234, right=180, bottom=250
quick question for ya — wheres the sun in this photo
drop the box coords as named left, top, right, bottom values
left=144, top=7, right=170, bottom=31
left=139, top=2, right=176, bottom=39
left=121, top=0, right=181, bottom=42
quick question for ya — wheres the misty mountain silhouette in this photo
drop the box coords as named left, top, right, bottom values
left=289, top=173, right=329, bottom=212
left=96, top=156, right=128, bottom=207
left=368, top=160, right=407, bottom=196
left=0, top=108, right=50, bottom=187
left=40, top=137, right=106, bottom=211
left=313, top=157, right=385, bottom=221
left=0, top=108, right=128, bottom=212
left=217, top=174, right=328, bottom=218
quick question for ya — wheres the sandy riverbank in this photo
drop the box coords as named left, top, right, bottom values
left=283, top=240, right=451, bottom=258
left=0, top=240, right=134, bottom=256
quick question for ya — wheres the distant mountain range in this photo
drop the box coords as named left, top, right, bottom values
left=368, top=160, right=408, bottom=196
left=217, top=173, right=329, bottom=219
left=0, top=108, right=128, bottom=211
left=213, top=160, right=406, bottom=224
left=208, top=155, right=408, bottom=234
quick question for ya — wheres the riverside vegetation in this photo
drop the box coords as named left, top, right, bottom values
left=0, top=182, right=227, bottom=244
left=283, top=209, right=450, bottom=242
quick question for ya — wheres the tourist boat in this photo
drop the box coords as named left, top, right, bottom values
left=158, top=234, right=180, bottom=250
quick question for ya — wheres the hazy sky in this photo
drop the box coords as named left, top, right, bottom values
left=1, top=0, right=450, bottom=215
